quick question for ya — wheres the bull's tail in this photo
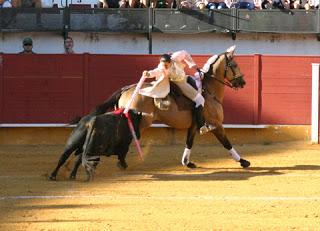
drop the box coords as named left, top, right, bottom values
left=69, top=116, right=82, bottom=125
left=91, top=84, right=135, bottom=116
left=81, top=118, right=100, bottom=181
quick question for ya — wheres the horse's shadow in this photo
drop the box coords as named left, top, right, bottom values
left=148, top=165, right=320, bottom=182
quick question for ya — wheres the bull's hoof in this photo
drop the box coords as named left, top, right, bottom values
left=48, top=175, right=56, bottom=181
left=186, top=162, right=197, bottom=169
left=240, top=158, right=250, bottom=168
left=69, top=174, right=76, bottom=180
left=84, top=173, right=92, bottom=182
left=117, top=161, right=128, bottom=170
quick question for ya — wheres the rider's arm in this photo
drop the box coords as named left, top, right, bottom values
left=171, top=50, right=197, bottom=69
left=143, top=67, right=164, bottom=79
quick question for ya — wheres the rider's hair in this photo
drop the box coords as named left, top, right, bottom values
left=160, top=54, right=172, bottom=63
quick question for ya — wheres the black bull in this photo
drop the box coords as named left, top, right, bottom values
left=49, top=109, right=142, bottom=181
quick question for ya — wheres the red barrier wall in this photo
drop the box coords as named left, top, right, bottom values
left=0, top=54, right=317, bottom=125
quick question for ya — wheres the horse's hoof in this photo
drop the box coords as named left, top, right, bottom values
left=240, top=158, right=250, bottom=168
left=117, top=161, right=128, bottom=170
left=48, top=175, right=56, bottom=181
left=186, top=162, right=197, bottom=169
left=69, top=175, right=76, bottom=180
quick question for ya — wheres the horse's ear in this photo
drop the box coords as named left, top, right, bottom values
left=226, top=45, right=236, bottom=56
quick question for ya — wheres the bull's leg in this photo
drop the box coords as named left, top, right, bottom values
left=117, top=148, right=129, bottom=170
left=49, top=125, right=87, bottom=181
left=49, top=147, right=76, bottom=181
left=182, top=124, right=197, bottom=168
left=69, top=151, right=82, bottom=180
left=212, top=125, right=250, bottom=168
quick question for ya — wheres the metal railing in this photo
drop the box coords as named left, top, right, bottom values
left=0, top=8, right=64, bottom=32
left=1, top=8, right=319, bottom=34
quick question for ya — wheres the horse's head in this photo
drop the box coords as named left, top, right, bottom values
left=204, top=45, right=246, bottom=89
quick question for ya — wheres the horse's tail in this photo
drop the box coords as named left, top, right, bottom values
left=90, top=85, right=130, bottom=116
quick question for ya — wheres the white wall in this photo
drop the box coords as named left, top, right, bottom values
left=1, top=31, right=320, bottom=55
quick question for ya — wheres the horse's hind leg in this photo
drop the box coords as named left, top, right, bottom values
left=212, top=125, right=250, bottom=168
left=182, top=124, right=197, bottom=168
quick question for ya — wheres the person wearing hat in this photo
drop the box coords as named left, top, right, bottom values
left=20, top=37, right=36, bottom=54
left=139, top=50, right=214, bottom=135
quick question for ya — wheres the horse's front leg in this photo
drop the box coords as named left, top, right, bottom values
left=182, top=124, right=197, bottom=168
left=212, top=125, right=250, bottom=168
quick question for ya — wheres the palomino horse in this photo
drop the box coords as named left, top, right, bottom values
left=102, top=45, right=250, bottom=169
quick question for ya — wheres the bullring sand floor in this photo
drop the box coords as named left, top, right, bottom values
left=0, top=142, right=320, bottom=230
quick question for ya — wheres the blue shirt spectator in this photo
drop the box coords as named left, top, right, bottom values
left=0, top=0, right=12, bottom=7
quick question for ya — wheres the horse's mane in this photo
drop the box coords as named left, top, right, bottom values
left=202, top=52, right=224, bottom=86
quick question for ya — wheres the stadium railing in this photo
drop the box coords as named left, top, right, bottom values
left=0, top=8, right=319, bottom=35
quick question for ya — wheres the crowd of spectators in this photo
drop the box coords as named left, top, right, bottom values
left=0, top=0, right=318, bottom=10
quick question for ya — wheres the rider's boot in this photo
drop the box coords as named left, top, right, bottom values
left=194, top=105, right=215, bottom=135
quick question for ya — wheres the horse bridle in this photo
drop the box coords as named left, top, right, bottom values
left=205, top=53, right=244, bottom=89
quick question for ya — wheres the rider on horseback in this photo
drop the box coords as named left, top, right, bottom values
left=139, top=50, right=214, bottom=135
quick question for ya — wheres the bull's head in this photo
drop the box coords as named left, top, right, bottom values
left=128, top=109, right=143, bottom=139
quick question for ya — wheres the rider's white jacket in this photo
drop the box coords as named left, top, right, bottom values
left=139, top=50, right=196, bottom=99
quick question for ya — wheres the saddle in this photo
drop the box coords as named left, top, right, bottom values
left=155, top=76, right=197, bottom=111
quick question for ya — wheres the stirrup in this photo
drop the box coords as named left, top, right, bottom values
left=199, top=124, right=215, bottom=135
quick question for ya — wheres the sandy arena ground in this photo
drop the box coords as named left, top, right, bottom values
left=0, top=141, right=320, bottom=230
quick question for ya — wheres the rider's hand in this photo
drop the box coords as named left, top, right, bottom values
left=143, top=71, right=150, bottom=77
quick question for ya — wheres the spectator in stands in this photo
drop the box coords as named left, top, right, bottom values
left=98, top=0, right=120, bottom=8
left=261, top=0, right=289, bottom=8
left=293, top=0, right=311, bottom=9
left=309, top=0, right=319, bottom=8
left=261, top=0, right=272, bottom=8
left=20, top=37, right=36, bottom=54
left=0, top=0, right=12, bottom=7
left=98, top=0, right=138, bottom=8
left=64, top=36, right=75, bottom=54
left=148, top=0, right=174, bottom=8
left=232, top=0, right=260, bottom=9
left=20, top=0, right=40, bottom=7
left=180, top=0, right=196, bottom=8
left=195, top=0, right=207, bottom=9
left=205, top=0, right=229, bottom=9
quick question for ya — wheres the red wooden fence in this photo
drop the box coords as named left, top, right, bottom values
left=0, top=54, right=318, bottom=124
